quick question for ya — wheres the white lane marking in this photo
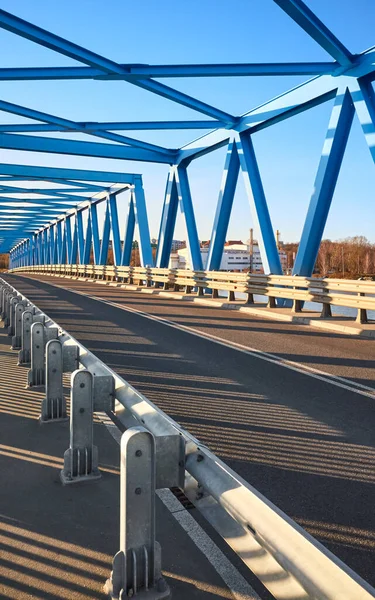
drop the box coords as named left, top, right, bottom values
left=95, top=412, right=259, bottom=600
left=21, top=275, right=375, bottom=399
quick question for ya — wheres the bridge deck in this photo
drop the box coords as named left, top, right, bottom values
left=0, top=300, right=257, bottom=599
left=2, top=272, right=375, bottom=594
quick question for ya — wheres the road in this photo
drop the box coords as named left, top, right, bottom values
left=5, top=272, right=375, bottom=588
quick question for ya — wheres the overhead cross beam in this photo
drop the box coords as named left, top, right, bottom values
left=272, top=0, right=354, bottom=66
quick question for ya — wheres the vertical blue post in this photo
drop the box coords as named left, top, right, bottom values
left=175, top=164, right=203, bottom=270
left=155, top=168, right=179, bottom=268
left=207, top=140, right=240, bottom=271
left=98, top=199, right=110, bottom=265
left=133, top=176, right=153, bottom=267
left=89, top=204, right=100, bottom=264
left=76, top=211, right=85, bottom=264
left=293, top=88, right=354, bottom=276
left=350, top=78, right=375, bottom=166
left=71, top=217, right=78, bottom=264
left=108, top=194, right=122, bottom=266
left=236, top=133, right=282, bottom=274
left=65, top=216, right=72, bottom=265
left=56, top=220, right=63, bottom=264
left=61, top=218, right=68, bottom=264
left=121, top=192, right=136, bottom=266
left=43, top=228, right=49, bottom=265
left=83, top=211, right=92, bottom=264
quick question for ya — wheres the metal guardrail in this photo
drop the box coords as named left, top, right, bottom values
left=1, top=276, right=375, bottom=599
left=10, top=264, right=375, bottom=324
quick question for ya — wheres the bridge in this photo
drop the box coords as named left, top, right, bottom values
left=0, top=2, right=375, bottom=599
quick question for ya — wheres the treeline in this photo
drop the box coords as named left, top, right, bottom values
left=0, top=254, right=8, bottom=270
left=284, top=236, right=375, bottom=278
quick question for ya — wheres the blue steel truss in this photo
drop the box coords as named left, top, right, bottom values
left=3, top=1, right=375, bottom=275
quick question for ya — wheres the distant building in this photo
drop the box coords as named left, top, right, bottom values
left=151, top=238, right=186, bottom=252
left=171, top=239, right=186, bottom=252
left=170, top=240, right=287, bottom=273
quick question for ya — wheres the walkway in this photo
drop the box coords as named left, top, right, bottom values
left=2, top=272, right=375, bottom=592
left=0, top=300, right=261, bottom=599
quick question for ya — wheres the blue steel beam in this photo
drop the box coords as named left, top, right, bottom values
left=0, top=132, right=175, bottom=163
left=108, top=194, right=122, bottom=266
left=83, top=214, right=92, bottom=264
left=207, top=140, right=240, bottom=271
left=293, top=89, right=355, bottom=276
left=178, top=77, right=339, bottom=163
left=0, top=9, right=236, bottom=124
left=155, top=169, right=179, bottom=268
left=98, top=200, right=110, bottom=265
left=89, top=204, right=101, bottom=264
left=0, top=121, right=225, bottom=133
left=349, top=78, right=375, bottom=166
left=121, top=193, right=136, bottom=266
left=70, top=218, right=78, bottom=264
left=133, top=177, right=153, bottom=268
left=0, top=163, right=138, bottom=183
left=272, top=0, right=354, bottom=66
left=76, top=212, right=85, bottom=264
left=235, top=133, right=282, bottom=274
left=0, top=62, right=337, bottom=81
left=175, top=165, right=203, bottom=271
left=0, top=98, right=171, bottom=156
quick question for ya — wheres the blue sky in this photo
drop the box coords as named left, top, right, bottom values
left=0, top=0, right=374, bottom=244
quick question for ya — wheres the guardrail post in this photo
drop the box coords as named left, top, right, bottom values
left=357, top=307, right=368, bottom=324
left=27, top=322, right=46, bottom=389
left=18, top=311, right=45, bottom=366
left=292, top=299, right=303, bottom=313
left=60, top=369, right=101, bottom=484
left=27, top=323, right=58, bottom=389
left=104, top=427, right=170, bottom=600
left=320, top=302, right=332, bottom=318
left=8, top=297, right=25, bottom=337
left=267, top=295, right=276, bottom=309
left=2, top=291, right=16, bottom=327
left=11, top=302, right=26, bottom=350
left=40, top=339, right=68, bottom=424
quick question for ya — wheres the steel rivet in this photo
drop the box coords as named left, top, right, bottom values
left=135, top=487, right=142, bottom=495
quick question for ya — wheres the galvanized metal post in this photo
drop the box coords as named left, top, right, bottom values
left=40, top=339, right=68, bottom=423
left=11, top=301, right=26, bottom=349
left=18, top=310, right=34, bottom=365
left=60, top=369, right=101, bottom=484
left=8, top=296, right=24, bottom=337
left=27, top=321, right=46, bottom=389
left=104, top=427, right=170, bottom=600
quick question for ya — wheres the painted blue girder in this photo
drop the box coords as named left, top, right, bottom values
left=121, top=193, right=136, bottom=267
left=236, top=133, right=282, bottom=275
left=272, top=0, right=353, bottom=66
left=0, top=132, right=176, bottom=163
left=293, top=89, right=355, bottom=276
left=207, top=140, right=240, bottom=271
left=0, top=62, right=338, bottom=81
left=0, top=98, right=171, bottom=155
left=0, top=163, right=138, bottom=183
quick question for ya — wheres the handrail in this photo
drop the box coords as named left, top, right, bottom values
left=1, top=274, right=375, bottom=599
left=9, top=264, right=375, bottom=323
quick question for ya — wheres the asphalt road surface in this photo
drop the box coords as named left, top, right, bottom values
left=5, top=272, right=375, bottom=589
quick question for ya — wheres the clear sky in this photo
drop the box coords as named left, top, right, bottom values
left=0, top=0, right=374, bottom=244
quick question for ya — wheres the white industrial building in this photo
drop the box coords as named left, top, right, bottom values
left=170, top=241, right=287, bottom=273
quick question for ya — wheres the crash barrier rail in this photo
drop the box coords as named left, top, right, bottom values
left=1, top=276, right=374, bottom=600
left=10, top=264, right=375, bottom=324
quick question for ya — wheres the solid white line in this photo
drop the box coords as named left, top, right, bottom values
left=59, top=283, right=375, bottom=400
left=95, top=412, right=259, bottom=600
left=22, top=275, right=375, bottom=399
